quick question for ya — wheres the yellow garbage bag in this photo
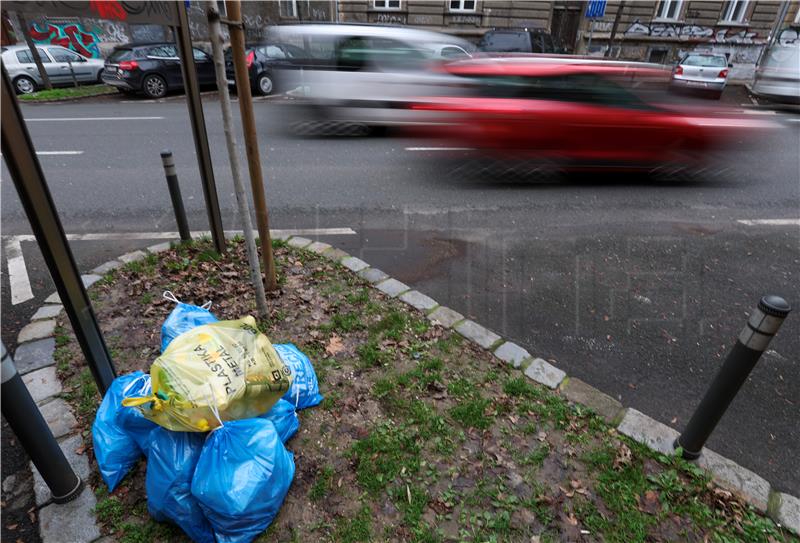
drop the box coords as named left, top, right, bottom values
left=122, top=316, right=292, bottom=432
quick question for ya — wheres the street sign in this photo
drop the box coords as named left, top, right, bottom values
left=586, top=0, right=607, bottom=18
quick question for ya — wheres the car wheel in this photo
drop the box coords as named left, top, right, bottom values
left=96, top=69, right=104, bottom=83
left=14, top=75, right=37, bottom=95
left=142, top=74, right=167, bottom=99
left=256, top=73, right=273, bottom=96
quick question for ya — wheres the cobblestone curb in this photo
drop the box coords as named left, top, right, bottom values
left=16, top=237, right=799, bottom=540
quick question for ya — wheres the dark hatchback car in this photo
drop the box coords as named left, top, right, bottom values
left=224, top=43, right=305, bottom=96
left=102, top=42, right=215, bottom=98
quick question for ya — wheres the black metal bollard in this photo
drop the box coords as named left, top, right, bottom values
left=1, top=343, right=83, bottom=503
left=675, top=295, right=791, bottom=459
left=160, top=150, right=191, bottom=242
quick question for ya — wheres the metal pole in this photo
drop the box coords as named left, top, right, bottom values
left=757, top=1, right=791, bottom=67
left=18, top=13, right=52, bottom=91
left=67, top=60, right=79, bottom=88
left=587, top=20, right=595, bottom=53
left=2, top=344, right=83, bottom=504
left=226, top=0, right=278, bottom=291
left=1, top=66, right=116, bottom=395
left=172, top=2, right=225, bottom=254
left=203, top=0, right=269, bottom=318
left=160, top=150, right=191, bottom=242
left=675, top=295, right=791, bottom=459
left=605, top=0, right=626, bottom=58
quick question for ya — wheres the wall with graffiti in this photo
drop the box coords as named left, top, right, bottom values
left=29, top=21, right=103, bottom=58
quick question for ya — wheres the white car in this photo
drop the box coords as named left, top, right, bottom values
left=670, top=53, right=730, bottom=99
left=1, top=43, right=106, bottom=94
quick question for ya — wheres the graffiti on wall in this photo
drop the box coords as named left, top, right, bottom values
left=130, top=24, right=165, bottom=42
left=375, top=13, right=406, bottom=24
left=94, top=20, right=129, bottom=43
left=29, top=22, right=101, bottom=58
left=310, top=8, right=328, bottom=21
left=624, top=19, right=759, bottom=43
left=450, top=14, right=481, bottom=25
left=242, top=13, right=269, bottom=39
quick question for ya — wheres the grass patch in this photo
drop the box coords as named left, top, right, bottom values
left=18, top=84, right=115, bottom=101
left=322, top=312, right=364, bottom=334
left=369, top=311, right=406, bottom=340
left=309, top=466, right=334, bottom=501
left=450, top=397, right=492, bottom=430
left=333, top=505, right=372, bottom=543
left=351, top=423, right=420, bottom=494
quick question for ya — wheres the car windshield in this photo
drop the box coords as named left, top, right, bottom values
left=682, top=55, right=726, bottom=67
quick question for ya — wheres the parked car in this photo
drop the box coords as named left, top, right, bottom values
left=670, top=53, right=730, bottom=99
left=269, top=24, right=474, bottom=133
left=411, top=57, right=775, bottom=176
left=477, top=29, right=560, bottom=54
left=101, top=42, right=215, bottom=98
left=224, top=43, right=305, bottom=96
left=751, top=39, right=800, bottom=105
left=1, top=43, right=105, bottom=94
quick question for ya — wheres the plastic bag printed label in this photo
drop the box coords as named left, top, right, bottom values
left=123, top=317, right=292, bottom=432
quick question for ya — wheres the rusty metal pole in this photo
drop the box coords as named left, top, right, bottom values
left=225, top=0, right=278, bottom=291
left=605, top=0, right=626, bottom=58
left=18, top=13, right=52, bottom=90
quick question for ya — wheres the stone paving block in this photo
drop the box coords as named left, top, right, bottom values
left=560, top=377, right=625, bottom=424
left=399, top=290, right=438, bottom=312
left=287, top=236, right=312, bottom=249
left=307, top=241, right=332, bottom=254
left=22, top=366, right=62, bottom=404
left=375, top=278, right=410, bottom=298
left=357, top=267, right=389, bottom=284
left=697, top=448, right=770, bottom=512
left=769, top=492, right=800, bottom=534
left=323, top=248, right=349, bottom=262
left=454, top=319, right=502, bottom=350
left=617, top=409, right=679, bottom=456
left=13, top=338, right=56, bottom=375
left=81, top=274, right=103, bottom=289
left=523, top=358, right=567, bottom=390
left=32, top=305, right=63, bottom=321
left=39, top=486, right=100, bottom=543
left=341, top=256, right=370, bottom=272
left=146, top=241, right=172, bottom=253
left=493, top=341, right=532, bottom=368
left=18, top=319, right=56, bottom=344
left=118, top=250, right=147, bottom=264
left=91, top=260, right=124, bottom=275
left=44, top=292, right=61, bottom=304
left=427, top=306, right=465, bottom=328
left=39, top=398, right=77, bottom=439
left=32, top=434, right=90, bottom=507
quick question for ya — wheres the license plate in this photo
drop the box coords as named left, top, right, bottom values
left=688, top=81, right=708, bottom=87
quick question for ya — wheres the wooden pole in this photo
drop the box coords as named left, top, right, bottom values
left=226, top=0, right=278, bottom=291
left=204, top=0, right=269, bottom=318
left=18, top=14, right=52, bottom=90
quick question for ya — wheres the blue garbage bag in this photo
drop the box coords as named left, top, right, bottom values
left=258, top=399, right=299, bottom=443
left=92, top=372, right=157, bottom=491
left=160, top=291, right=218, bottom=352
left=146, top=427, right=215, bottom=543
left=191, top=419, right=295, bottom=543
left=274, top=343, right=323, bottom=410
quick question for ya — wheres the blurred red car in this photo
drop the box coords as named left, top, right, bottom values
left=412, top=57, right=775, bottom=174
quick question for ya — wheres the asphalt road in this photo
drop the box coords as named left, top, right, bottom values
left=2, top=91, right=799, bottom=501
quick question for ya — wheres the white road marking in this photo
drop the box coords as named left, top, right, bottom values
left=405, top=147, right=474, bottom=151
left=737, top=219, right=800, bottom=226
left=25, top=116, right=164, bottom=122
left=4, top=238, right=34, bottom=305
left=36, top=151, right=84, bottom=156
left=1, top=228, right=356, bottom=305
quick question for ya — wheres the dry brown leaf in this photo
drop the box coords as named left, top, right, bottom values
left=325, top=335, right=344, bottom=356
left=613, top=442, right=632, bottom=470
left=6, top=524, right=18, bottom=530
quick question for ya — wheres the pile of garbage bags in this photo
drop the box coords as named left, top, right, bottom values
left=92, top=294, right=322, bottom=542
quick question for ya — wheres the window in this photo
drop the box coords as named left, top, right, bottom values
left=655, top=0, right=682, bottom=20
left=721, top=0, right=748, bottom=22
left=449, top=0, right=476, bottom=12
left=261, top=45, right=287, bottom=59
left=48, top=48, right=83, bottom=63
left=440, top=46, right=469, bottom=59
left=192, top=48, right=210, bottom=62
left=279, top=0, right=297, bottom=17
left=374, top=0, right=401, bottom=10
left=147, top=45, right=177, bottom=58
left=795, top=6, right=800, bottom=24
left=682, top=54, right=727, bottom=67
left=15, top=50, right=32, bottom=63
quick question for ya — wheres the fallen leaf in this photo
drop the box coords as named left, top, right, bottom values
left=75, top=445, right=86, bottom=455
left=537, top=431, right=547, bottom=442
left=613, top=442, right=632, bottom=470
left=6, top=524, right=18, bottom=530
left=637, top=489, right=660, bottom=514
left=325, top=335, right=344, bottom=356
